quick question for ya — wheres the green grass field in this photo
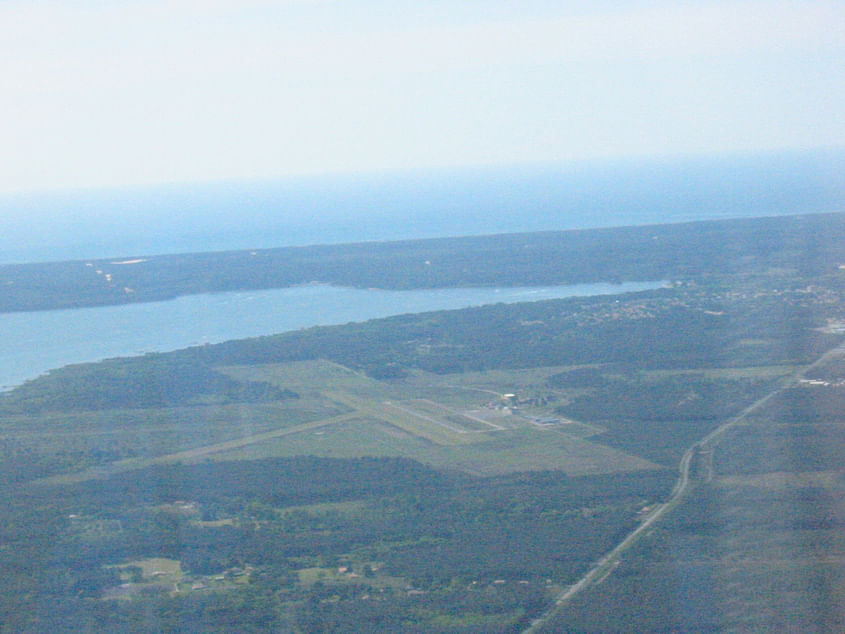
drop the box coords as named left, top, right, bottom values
left=202, top=361, right=662, bottom=475
left=12, top=359, right=664, bottom=484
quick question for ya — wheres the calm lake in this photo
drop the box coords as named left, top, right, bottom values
left=1, top=281, right=663, bottom=389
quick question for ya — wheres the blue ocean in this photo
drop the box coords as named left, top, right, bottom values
left=1, top=149, right=842, bottom=265
left=0, top=149, right=841, bottom=388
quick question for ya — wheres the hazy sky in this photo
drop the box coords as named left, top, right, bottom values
left=1, top=0, right=843, bottom=193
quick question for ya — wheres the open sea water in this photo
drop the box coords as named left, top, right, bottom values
left=0, top=149, right=842, bottom=265
left=0, top=149, right=841, bottom=388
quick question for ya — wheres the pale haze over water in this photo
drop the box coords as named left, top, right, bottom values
left=1, top=150, right=842, bottom=264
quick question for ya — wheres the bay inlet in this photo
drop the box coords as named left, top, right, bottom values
left=1, top=281, right=663, bottom=390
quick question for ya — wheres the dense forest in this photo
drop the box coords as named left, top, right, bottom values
left=0, top=457, right=671, bottom=632
left=0, top=212, right=842, bottom=312
left=5, top=275, right=839, bottom=420
left=1, top=213, right=843, bottom=631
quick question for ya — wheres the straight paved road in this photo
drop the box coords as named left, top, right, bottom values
left=524, top=341, right=845, bottom=633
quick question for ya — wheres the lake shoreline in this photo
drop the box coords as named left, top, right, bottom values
left=1, top=212, right=839, bottom=314
left=0, top=281, right=666, bottom=391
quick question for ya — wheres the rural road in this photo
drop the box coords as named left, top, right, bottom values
left=523, top=340, right=845, bottom=633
